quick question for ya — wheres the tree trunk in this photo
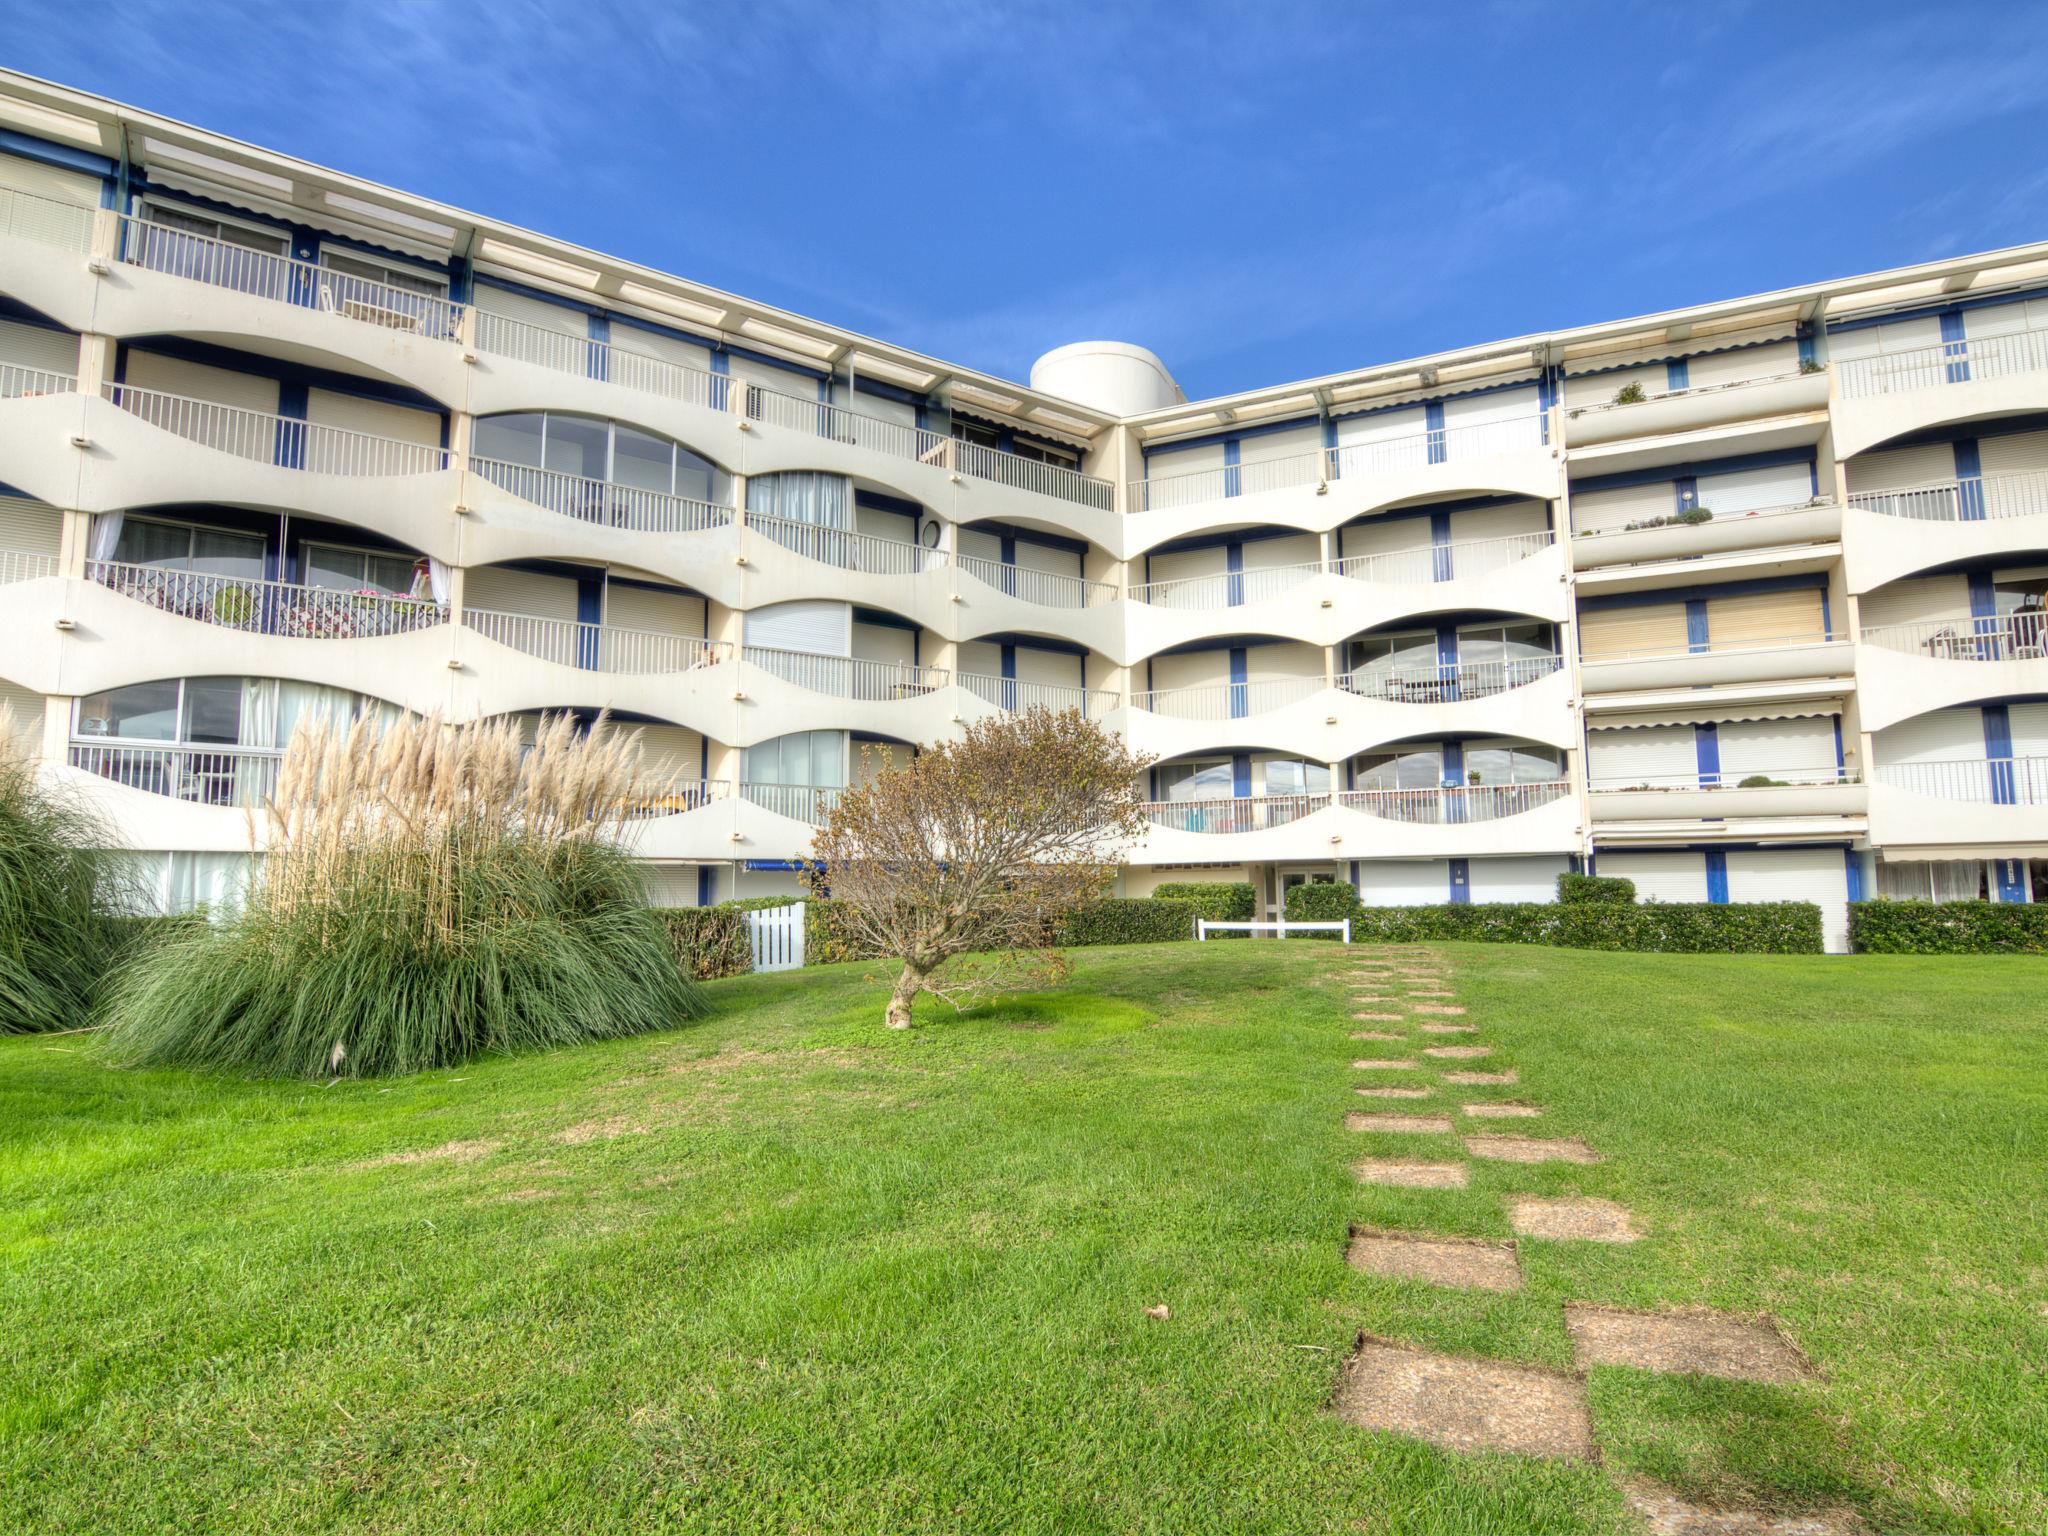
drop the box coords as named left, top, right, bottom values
left=886, top=963, right=927, bottom=1029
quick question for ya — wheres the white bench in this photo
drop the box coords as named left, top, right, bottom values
left=1196, top=919, right=1351, bottom=943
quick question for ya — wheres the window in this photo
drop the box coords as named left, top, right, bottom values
left=75, top=680, right=181, bottom=740
left=74, top=678, right=379, bottom=748
left=143, top=203, right=288, bottom=255
left=1462, top=741, right=1563, bottom=785
left=1352, top=747, right=1446, bottom=790
left=471, top=411, right=724, bottom=502
left=745, top=730, right=847, bottom=787
left=111, top=517, right=265, bottom=578
left=1158, top=759, right=1234, bottom=800
left=1263, top=758, right=1331, bottom=796
left=319, top=250, right=447, bottom=299
left=303, top=542, right=420, bottom=596
left=1347, top=629, right=1437, bottom=676
left=1457, top=621, right=1557, bottom=664
left=137, top=204, right=289, bottom=297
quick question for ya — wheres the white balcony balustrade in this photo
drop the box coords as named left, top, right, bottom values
left=1, top=360, right=77, bottom=400
left=747, top=513, right=939, bottom=576
left=1332, top=530, right=1554, bottom=586
left=1337, top=780, right=1569, bottom=823
left=623, top=776, right=729, bottom=820
left=1846, top=469, right=2048, bottom=524
left=1837, top=325, right=2048, bottom=400
left=1129, top=561, right=1321, bottom=609
left=87, top=560, right=449, bottom=639
left=68, top=740, right=281, bottom=808
left=947, top=437, right=1114, bottom=511
left=1133, top=674, right=1325, bottom=720
left=1, top=548, right=58, bottom=585
left=0, top=184, right=96, bottom=251
left=1589, top=764, right=1855, bottom=792
left=104, top=383, right=452, bottom=476
left=114, top=215, right=466, bottom=341
left=1858, top=611, right=2048, bottom=661
left=954, top=552, right=1117, bottom=608
left=741, top=781, right=843, bottom=824
left=1564, top=368, right=1816, bottom=421
left=957, top=672, right=1120, bottom=719
left=1339, top=653, right=1562, bottom=704
left=471, top=456, right=733, bottom=536
left=743, top=646, right=947, bottom=702
left=1142, top=792, right=1328, bottom=833
left=472, top=312, right=733, bottom=411
left=1581, top=629, right=1840, bottom=664
left=1128, top=450, right=1326, bottom=512
left=463, top=608, right=729, bottom=674
left=1877, top=755, right=2048, bottom=804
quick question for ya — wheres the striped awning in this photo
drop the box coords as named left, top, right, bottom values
left=1587, top=701, right=1843, bottom=731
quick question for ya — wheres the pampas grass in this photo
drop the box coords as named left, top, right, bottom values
left=100, top=711, right=700, bottom=1077
left=0, top=709, right=133, bottom=1032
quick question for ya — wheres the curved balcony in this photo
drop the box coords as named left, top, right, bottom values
left=2, top=359, right=77, bottom=401
left=1142, top=792, right=1328, bottom=833
left=463, top=608, right=726, bottom=674
left=955, top=551, right=1117, bottom=610
left=1856, top=612, right=2048, bottom=730
left=1338, top=779, right=1569, bottom=824
left=1579, top=633, right=1852, bottom=694
left=1834, top=325, right=2048, bottom=458
left=1, top=547, right=59, bottom=586
left=1133, top=674, right=1324, bottom=721
left=1132, top=778, right=1578, bottom=862
left=1124, top=414, right=1559, bottom=550
left=1571, top=499, right=1841, bottom=571
left=0, top=187, right=100, bottom=328
left=87, top=560, right=448, bottom=640
left=91, top=214, right=469, bottom=402
left=68, top=739, right=279, bottom=810
left=1562, top=368, right=1830, bottom=447
left=1842, top=470, right=2048, bottom=592
left=470, top=456, right=732, bottom=535
left=1338, top=653, right=1562, bottom=706
left=1869, top=754, right=2048, bottom=849
left=957, top=672, right=1120, bottom=721
left=741, top=646, right=947, bottom=703
left=1589, top=766, right=1866, bottom=828
left=739, top=780, right=843, bottom=827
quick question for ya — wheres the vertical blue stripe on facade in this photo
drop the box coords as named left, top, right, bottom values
left=1674, top=475, right=1698, bottom=514
left=1844, top=848, right=1864, bottom=903
left=1953, top=438, right=1985, bottom=520
left=1939, top=310, right=1970, bottom=383
left=1983, top=704, right=2015, bottom=804
left=1704, top=850, right=1729, bottom=904
left=274, top=380, right=308, bottom=469
left=1666, top=358, right=1690, bottom=392
left=1685, top=599, right=1710, bottom=652
left=1429, top=509, right=1453, bottom=581
left=1231, top=753, right=1252, bottom=799
left=1225, top=541, right=1245, bottom=607
left=1424, top=400, right=1446, bottom=465
left=1448, top=858, right=1470, bottom=904
left=1694, top=722, right=1721, bottom=787
left=1222, top=438, right=1241, bottom=499
left=1994, top=858, right=2027, bottom=903
left=1436, top=624, right=1460, bottom=696
left=1228, top=646, right=1248, bottom=719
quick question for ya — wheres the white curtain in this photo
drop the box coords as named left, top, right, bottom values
left=88, top=511, right=124, bottom=563
left=239, top=678, right=279, bottom=748
left=427, top=556, right=451, bottom=605
left=167, top=852, right=258, bottom=916
left=747, top=471, right=851, bottom=528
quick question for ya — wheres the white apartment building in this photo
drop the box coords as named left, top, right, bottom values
left=2, top=71, right=2044, bottom=952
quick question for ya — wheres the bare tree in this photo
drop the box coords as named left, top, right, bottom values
left=803, top=708, right=1152, bottom=1028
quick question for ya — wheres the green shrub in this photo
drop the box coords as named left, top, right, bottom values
left=0, top=738, right=136, bottom=1033
left=1284, top=882, right=1365, bottom=922
left=1060, top=898, right=1203, bottom=946
left=1849, top=899, right=2048, bottom=954
left=1152, top=881, right=1255, bottom=920
left=661, top=905, right=753, bottom=980
left=1314, top=901, right=1822, bottom=954
left=1557, top=873, right=1636, bottom=905
left=1613, top=381, right=1648, bottom=406
left=804, top=897, right=877, bottom=964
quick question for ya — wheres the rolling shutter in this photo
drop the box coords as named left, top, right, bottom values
left=1147, top=648, right=1227, bottom=694
left=605, top=582, right=703, bottom=637
left=1873, top=707, right=1988, bottom=765
left=1358, top=859, right=1450, bottom=906
left=637, top=724, right=705, bottom=779
left=0, top=152, right=101, bottom=206
left=1858, top=575, right=1969, bottom=629
left=956, top=640, right=1001, bottom=675
left=464, top=565, right=580, bottom=621
left=1726, top=849, right=1850, bottom=953
left=854, top=501, right=917, bottom=543
left=122, top=351, right=280, bottom=413
left=0, top=677, right=43, bottom=756
left=1844, top=443, right=1953, bottom=496
left=1578, top=603, right=1688, bottom=658
left=1333, top=406, right=1429, bottom=468
left=1696, top=460, right=1815, bottom=513
left=1468, top=856, right=1569, bottom=902
left=727, top=353, right=819, bottom=401
left=1686, top=341, right=1799, bottom=387
left=474, top=284, right=585, bottom=338
left=745, top=599, right=850, bottom=654
left=1145, top=546, right=1228, bottom=587
left=1597, top=851, right=1708, bottom=902
left=1570, top=481, right=1674, bottom=535
left=305, top=388, right=442, bottom=446
left=1978, top=429, right=2048, bottom=478
left=1442, top=385, right=1538, bottom=428
left=956, top=527, right=1002, bottom=563
left=639, top=865, right=700, bottom=908
left=1244, top=643, right=1324, bottom=683
left=1450, top=499, right=1548, bottom=543
left=851, top=621, right=914, bottom=666
left=1716, top=718, right=1838, bottom=780
left=1145, top=439, right=1227, bottom=481
left=611, top=322, right=712, bottom=378
left=0, top=318, right=77, bottom=377
left=1563, top=364, right=1663, bottom=410
left=1236, top=423, right=1323, bottom=467
left=1013, top=539, right=1083, bottom=580
left=1339, top=515, right=1429, bottom=560
left=1586, top=724, right=1698, bottom=786
left=1013, top=646, right=1083, bottom=689
left=1706, top=588, right=1827, bottom=646
left=0, top=496, right=61, bottom=555
left=1238, top=533, right=1318, bottom=571
left=2006, top=702, right=2048, bottom=757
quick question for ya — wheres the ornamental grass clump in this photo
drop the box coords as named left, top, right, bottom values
left=0, top=710, right=134, bottom=1032
left=100, top=711, right=700, bottom=1077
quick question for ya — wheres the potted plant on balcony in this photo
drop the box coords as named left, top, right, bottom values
left=209, top=584, right=257, bottom=628
left=1613, top=382, right=1648, bottom=406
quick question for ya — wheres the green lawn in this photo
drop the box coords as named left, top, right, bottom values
left=3, top=943, right=2045, bottom=1534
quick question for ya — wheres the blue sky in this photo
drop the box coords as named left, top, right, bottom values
left=6, top=1, right=2048, bottom=401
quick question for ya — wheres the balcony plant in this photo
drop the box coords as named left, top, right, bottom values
left=99, top=711, right=701, bottom=1077
left=1613, top=382, right=1648, bottom=406
left=1799, top=357, right=1825, bottom=376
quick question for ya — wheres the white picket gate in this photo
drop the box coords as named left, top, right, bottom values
left=746, top=901, right=806, bottom=972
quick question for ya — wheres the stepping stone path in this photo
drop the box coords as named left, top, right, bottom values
left=1564, top=1305, right=1812, bottom=1384
left=1509, top=1196, right=1639, bottom=1244
left=1356, top=1085, right=1432, bottom=1099
left=1350, top=1029, right=1403, bottom=1042
left=1345, top=1112, right=1453, bottom=1135
left=1353, top=1012, right=1404, bottom=1022
left=1334, top=1337, right=1592, bottom=1460
left=1418, top=1022, right=1477, bottom=1035
left=1619, top=1477, right=1867, bottom=1534
left=1462, top=1102, right=1542, bottom=1119
left=1346, top=1229, right=1522, bottom=1292
left=1423, top=1044, right=1492, bottom=1060
left=1352, top=1058, right=1416, bottom=1071
left=1467, top=1134, right=1603, bottom=1165
left=1356, top=1160, right=1466, bottom=1188
left=1444, top=1069, right=1515, bottom=1085
left=1413, top=1004, right=1467, bottom=1017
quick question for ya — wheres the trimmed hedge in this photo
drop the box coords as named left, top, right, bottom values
left=1060, top=897, right=1204, bottom=947
left=1152, top=881, right=1255, bottom=921
left=1558, top=873, right=1635, bottom=905
left=1849, top=899, right=2048, bottom=954
left=659, top=906, right=753, bottom=980
left=1282, top=883, right=1820, bottom=952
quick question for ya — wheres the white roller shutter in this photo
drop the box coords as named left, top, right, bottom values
left=611, top=322, right=712, bottom=378
left=1859, top=575, right=1969, bottom=629
left=1687, top=341, right=1799, bottom=387
left=1599, top=851, right=1709, bottom=902
left=1469, top=856, right=1568, bottom=902
left=1979, top=429, right=2048, bottom=478
left=745, top=599, right=850, bottom=654
left=465, top=565, right=580, bottom=621
left=1333, top=406, right=1429, bottom=469
left=1339, top=514, right=1430, bottom=560
left=1587, top=724, right=1699, bottom=787
left=0, top=496, right=61, bottom=555
left=1450, top=500, right=1549, bottom=543
left=0, top=677, right=43, bottom=756
left=1844, top=443, right=1954, bottom=496
left=1571, top=481, right=1675, bottom=534
left=854, top=502, right=916, bottom=543
left=475, top=283, right=585, bottom=338
left=1564, top=364, right=1664, bottom=410
left=956, top=527, right=1002, bottom=563
left=122, top=351, right=280, bottom=413
left=1717, top=718, right=1838, bottom=780
left=1578, top=603, right=1689, bottom=658
left=1874, top=707, right=1987, bottom=765
left=851, top=620, right=914, bottom=666
left=605, top=582, right=703, bottom=637
left=1358, top=859, right=1450, bottom=906
left=1147, top=648, right=1227, bottom=694
left=727, top=353, right=820, bottom=402
left=1243, top=643, right=1324, bottom=683
left=1236, top=423, right=1323, bottom=467
left=1238, top=533, right=1319, bottom=571
left=1442, top=385, right=1539, bottom=429
left=1013, top=539, right=1083, bottom=580
left=0, top=319, right=77, bottom=378
left=637, top=724, right=705, bottom=778
left=1696, top=461, right=1815, bottom=514
left=956, top=640, right=1001, bottom=675
left=2007, top=702, right=2048, bottom=757
left=1013, top=646, right=1083, bottom=689
left=1727, top=849, right=1850, bottom=953
left=1825, top=315, right=1942, bottom=365
left=305, top=388, right=442, bottom=447
left=848, top=390, right=916, bottom=430
left=1145, top=546, right=1228, bottom=590
left=1145, top=439, right=1227, bottom=482
left=0, top=152, right=101, bottom=206
left=639, top=865, right=700, bottom=908
left=1707, top=588, right=1827, bottom=646
left=1965, top=301, right=2031, bottom=339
